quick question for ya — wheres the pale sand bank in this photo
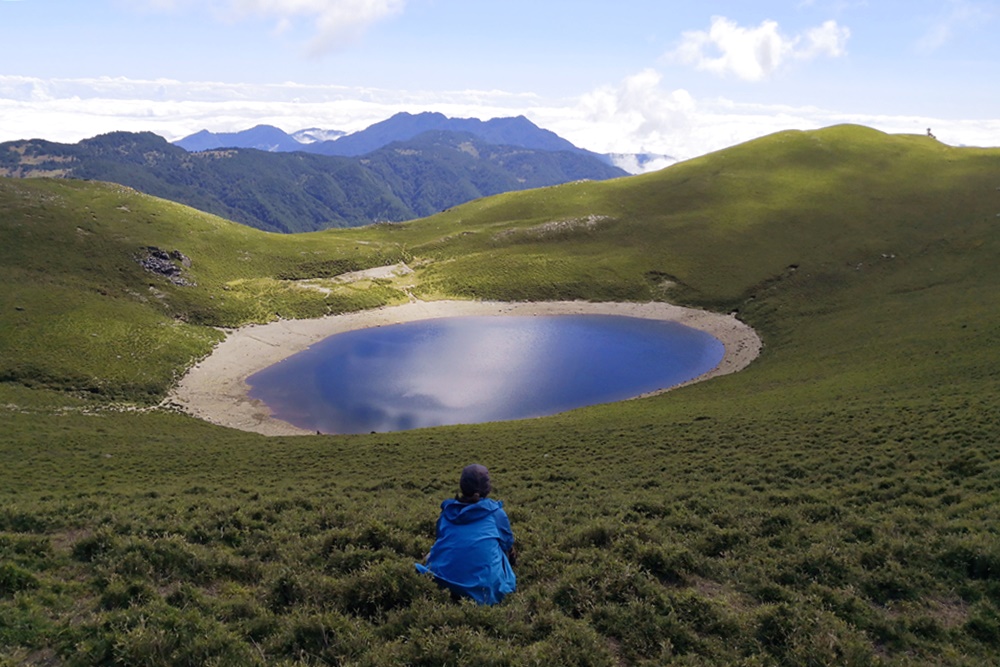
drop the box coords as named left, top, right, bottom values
left=167, top=300, right=762, bottom=436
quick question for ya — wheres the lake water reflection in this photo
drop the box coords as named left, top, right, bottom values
left=247, top=315, right=724, bottom=435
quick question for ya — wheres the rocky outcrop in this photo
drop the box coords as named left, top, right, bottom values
left=136, top=246, right=195, bottom=286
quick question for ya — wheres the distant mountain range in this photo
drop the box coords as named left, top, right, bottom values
left=174, top=112, right=675, bottom=174
left=0, top=119, right=628, bottom=233
left=177, top=125, right=349, bottom=152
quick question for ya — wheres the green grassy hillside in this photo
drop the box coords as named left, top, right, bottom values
left=2, top=125, right=999, bottom=666
left=0, top=178, right=412, bottom=399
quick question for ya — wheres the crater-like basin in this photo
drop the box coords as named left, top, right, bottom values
left=246, top=314, right=724, bottom=434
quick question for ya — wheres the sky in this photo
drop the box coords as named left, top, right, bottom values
left=1, top=0, right=999, bottom=162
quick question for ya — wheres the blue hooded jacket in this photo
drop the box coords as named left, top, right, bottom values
left=415, top=497, right=516, bottom=605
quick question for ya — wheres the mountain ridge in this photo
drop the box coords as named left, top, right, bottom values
left=0, top=127, right=627, bottom=232
left=174, top=111, right=676, bottom=173
left=174, top=124, right=306, bottom=152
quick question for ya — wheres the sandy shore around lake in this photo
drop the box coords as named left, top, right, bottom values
left=166, top=300, right=762, bottom=436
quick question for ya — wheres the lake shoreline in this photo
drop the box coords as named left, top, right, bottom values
left=167, top=300, right=762, bottom=436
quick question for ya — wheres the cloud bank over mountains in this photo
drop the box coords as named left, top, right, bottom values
left=2, top=71, right=996, bottom=163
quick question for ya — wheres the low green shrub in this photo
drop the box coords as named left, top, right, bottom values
left=339, top=560, right=438, bottom=620
left=271, top=610, right=372, bottom=664
left=0, top=562, right=39, bottom=597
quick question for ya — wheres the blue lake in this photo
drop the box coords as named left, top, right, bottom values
left=247, top=315, right=724, bottom=435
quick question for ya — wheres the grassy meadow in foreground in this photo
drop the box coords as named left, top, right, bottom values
left=1, top=125, right=999, bottom=665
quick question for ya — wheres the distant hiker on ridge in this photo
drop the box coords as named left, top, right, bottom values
left=416, top=464, right=517, bottom=605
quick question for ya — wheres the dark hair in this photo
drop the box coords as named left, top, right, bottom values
left=458, top=464, right=491, bottom=502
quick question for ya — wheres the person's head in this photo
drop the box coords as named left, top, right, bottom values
left=459, top=464, right=492, bottom=501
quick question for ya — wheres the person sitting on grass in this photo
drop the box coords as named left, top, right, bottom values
left=415, top=464, right=517, bottom=605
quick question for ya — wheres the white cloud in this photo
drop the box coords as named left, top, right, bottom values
left=571, top=69, right=697, bottom=156
left=800, top=20, right=851, bottom=59
left=125, top=0, right=406, bottom=53
left=670, top=16, right=849, bottom=81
